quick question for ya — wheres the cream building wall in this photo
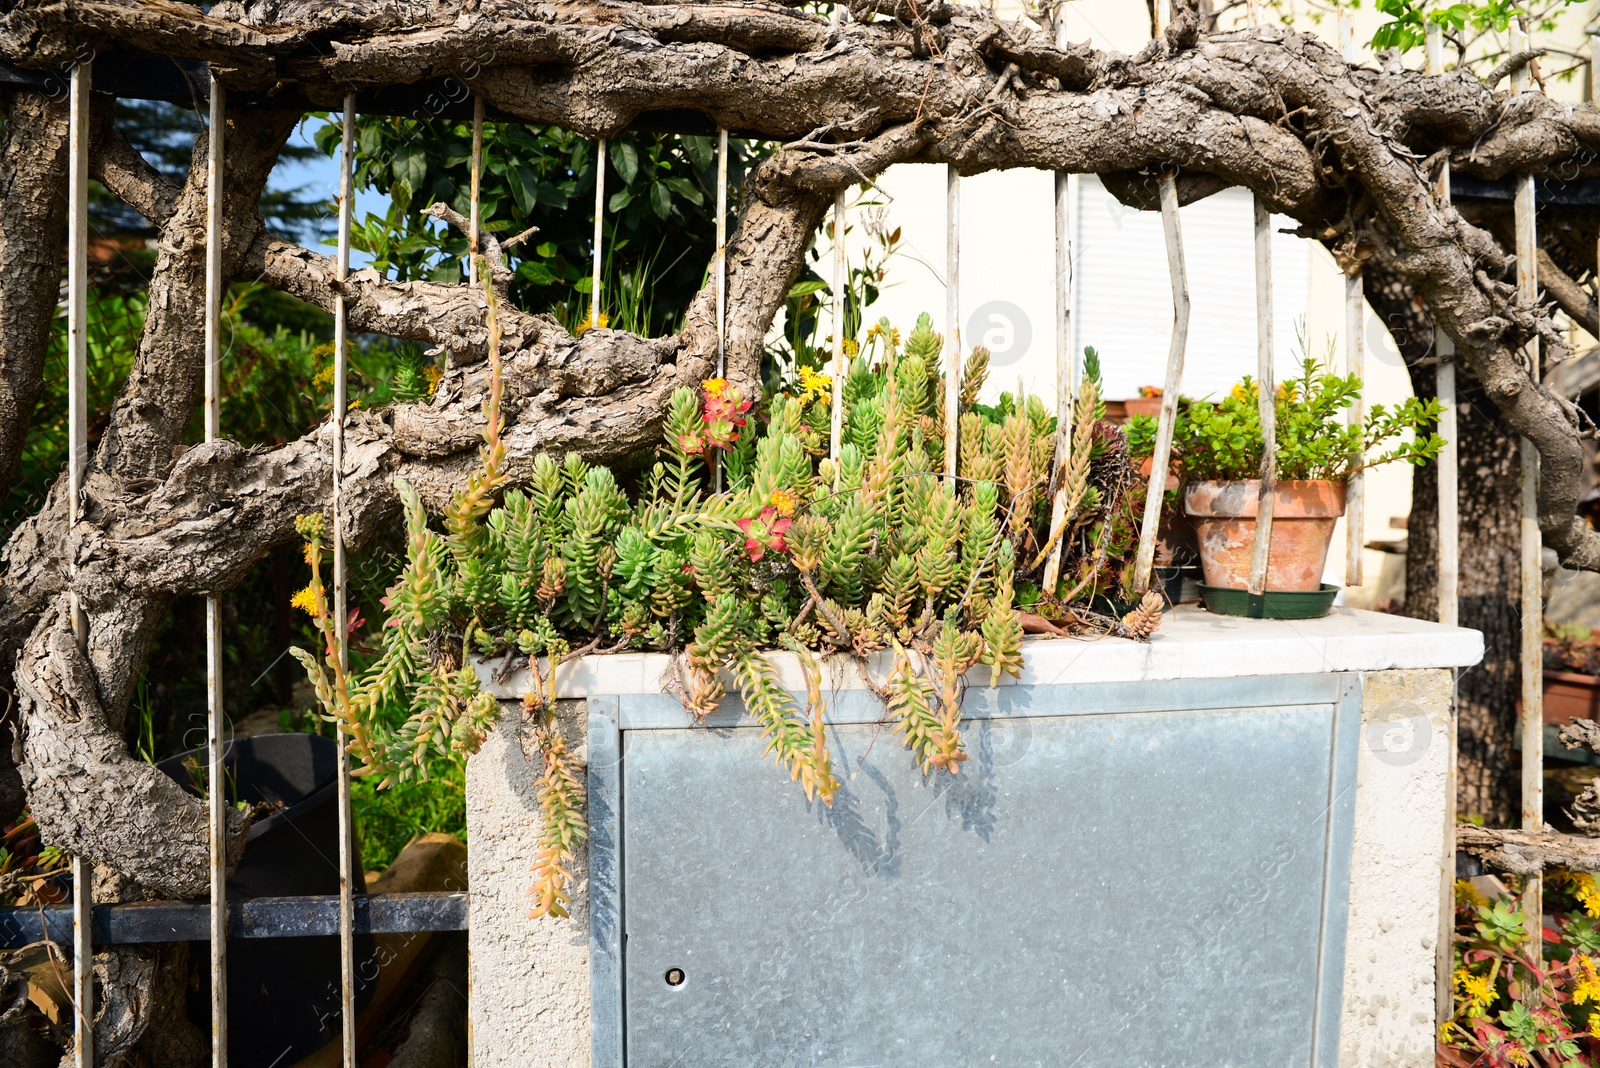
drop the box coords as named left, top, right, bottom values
left=797, top=0, right=1600, bottom=604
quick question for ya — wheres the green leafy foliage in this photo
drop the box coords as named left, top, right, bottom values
left=1155, top=359, right=1445, bottom=483
left=1370, top=0, right=1577, bottom=55
left=316, top=117, right=763, bottom=335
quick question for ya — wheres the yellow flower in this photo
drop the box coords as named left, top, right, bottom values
left=575, top=305, right=609, bottom=335
left=703, top=377, right=729, bottom=399
left=798, top=366, right=832, bottom=404
left=865, top=322, right=900, bottom=348
left=1576, top=955, right=1600, bottom=1006
left=1454, top=967, right=1494, bottom=1017
left=1455, top=878, right=1486, bottom=908
left=1277, top=380, right=1299, bottom=402
left=770, top=488, right=798, bottom=517
left=1230, top=381, right=1251, bottom=402
left=424, top=364, right=443, bottom=395
left=1578, top=875, right=1600, bottom=918
left=312, top=364, right=337, bottom=390
left=842, top=337, right=859, bottom=358
left=290, top=585, right=319, bottom=616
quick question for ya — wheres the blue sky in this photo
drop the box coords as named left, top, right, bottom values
left=269, top=116, right=376, bottom=268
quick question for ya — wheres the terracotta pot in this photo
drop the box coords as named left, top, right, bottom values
left=1544, top=670, right=1600, bottom=726
left=1184, top=479, right=1346, bottom=593
left=1122, top=396, right=1164, bottom=418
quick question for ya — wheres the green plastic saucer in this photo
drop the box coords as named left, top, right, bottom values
left=1198, top=582, right=1339, bottom=620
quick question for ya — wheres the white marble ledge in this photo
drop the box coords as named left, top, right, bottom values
left=474, top=606, right=1484, bottom=700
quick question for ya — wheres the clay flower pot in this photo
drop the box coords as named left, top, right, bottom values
left=1123, top=395, right=1164, bottom=419
left=1544, top=671, right=1600, bottom=725
left=1184, top=480, right=1347, bottom=593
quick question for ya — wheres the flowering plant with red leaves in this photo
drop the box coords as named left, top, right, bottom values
left=701, top=377, right=752, bottom=452
left=737, top=506, right=792, bottom=562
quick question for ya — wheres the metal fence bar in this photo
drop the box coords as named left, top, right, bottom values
left=1133, top=174, right=1189, bottom=593
left=1247, top=195, right=1276, bottom=597
left=203, top=70, right=229, bottom=1068
left=1340, top=10, right=1365, bottom=587
left=716, top=128, right=729, bottom=384
left=1425, top=19, right=1460, bottom=1027
left=0, top=892, right=470, bottom=948
left=592, top=138, right=606, bottom=330
left=944, top=165, right=960, bottom=486
left=1042, top=2, right=1075, bottom=595
left=830, top=188, right=845, bottom=465
left=66, top=56, right=94, bottom=1068
left=333, top=93, right=359, bottom=1068
left=1510, top=16, right=1543, bottom=955
left=828, top=1, right=850, bottom=478
left=469, top=95, right=483, bottom=287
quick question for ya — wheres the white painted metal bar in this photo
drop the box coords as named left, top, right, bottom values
left=716, top=129, right=729, bottom=382
left=1511, top=16, right=1543, bottom=953
left=1133, top=174, right=1189, bottom=593
left=204, top=71, right=229, bottom=1068
left=1428, top=24, right=1459, bottom=632
left=1341, top=10, right=1364, bottom=587
left=1591, top=32, right=1600, bottom=104
left=829, top=189, right=845, bottom=466
left=1247, top=196, right=1276, bottom=597
left=592, top=138, right=606, bottom=329
left=469, top=95, right=483, bottom=287
left=1426, top=20, right=1459, bottom=1026
left=1153, top=0, right=1171, bottom=37
left=66, top=80, right=89, bottom=647
left=333, top=94, right=358, bottom=1067
left=717, top=130, right=731, bottom=495
left=944, top=165, right=960, bottom=487
left=1591, top=32, right=1600, bottom=103
left=1042, top=3, right=1076, bottom=595
left=67, top=58, right=94, bottom=1068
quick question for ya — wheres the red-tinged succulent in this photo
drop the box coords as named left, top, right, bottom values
left=737, top=506, right=792, bottom=562
left=701, top=377, right=752, bottom=451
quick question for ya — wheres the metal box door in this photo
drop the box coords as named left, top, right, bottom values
left=589, top=675, right=1358, bottom=1067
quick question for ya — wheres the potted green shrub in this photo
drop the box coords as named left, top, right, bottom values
left=1133, top=360, right=1443, bottom=604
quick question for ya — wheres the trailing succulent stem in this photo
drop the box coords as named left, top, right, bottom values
left=521, top=690, right=588, bottom=920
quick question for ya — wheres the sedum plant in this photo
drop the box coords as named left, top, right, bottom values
left=294, top=310, right=1164, bottom=915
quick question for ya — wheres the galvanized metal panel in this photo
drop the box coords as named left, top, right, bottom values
left=612, top=680, right=1356, bottom=1067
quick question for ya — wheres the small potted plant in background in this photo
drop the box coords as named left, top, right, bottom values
left=1131, top=359, right=1443, bottom=618
left=1543, top=622, right=1600, bottom=724
left=1122, top=386, right=1164, bottom=420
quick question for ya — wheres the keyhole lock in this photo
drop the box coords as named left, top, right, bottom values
left=665, top=967, right=686, bottom=987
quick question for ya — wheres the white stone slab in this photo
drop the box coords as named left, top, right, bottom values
left=474, top=606, right=1483, bottom=700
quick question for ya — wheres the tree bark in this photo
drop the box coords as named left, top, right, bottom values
left=1366, top=257, right=1524, bottom=827
left=0, top=90, right=69, bottom=514
left=1458, top=823, right=1600, bottom=874
left=1410, top=385, right=1523, bottom=825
